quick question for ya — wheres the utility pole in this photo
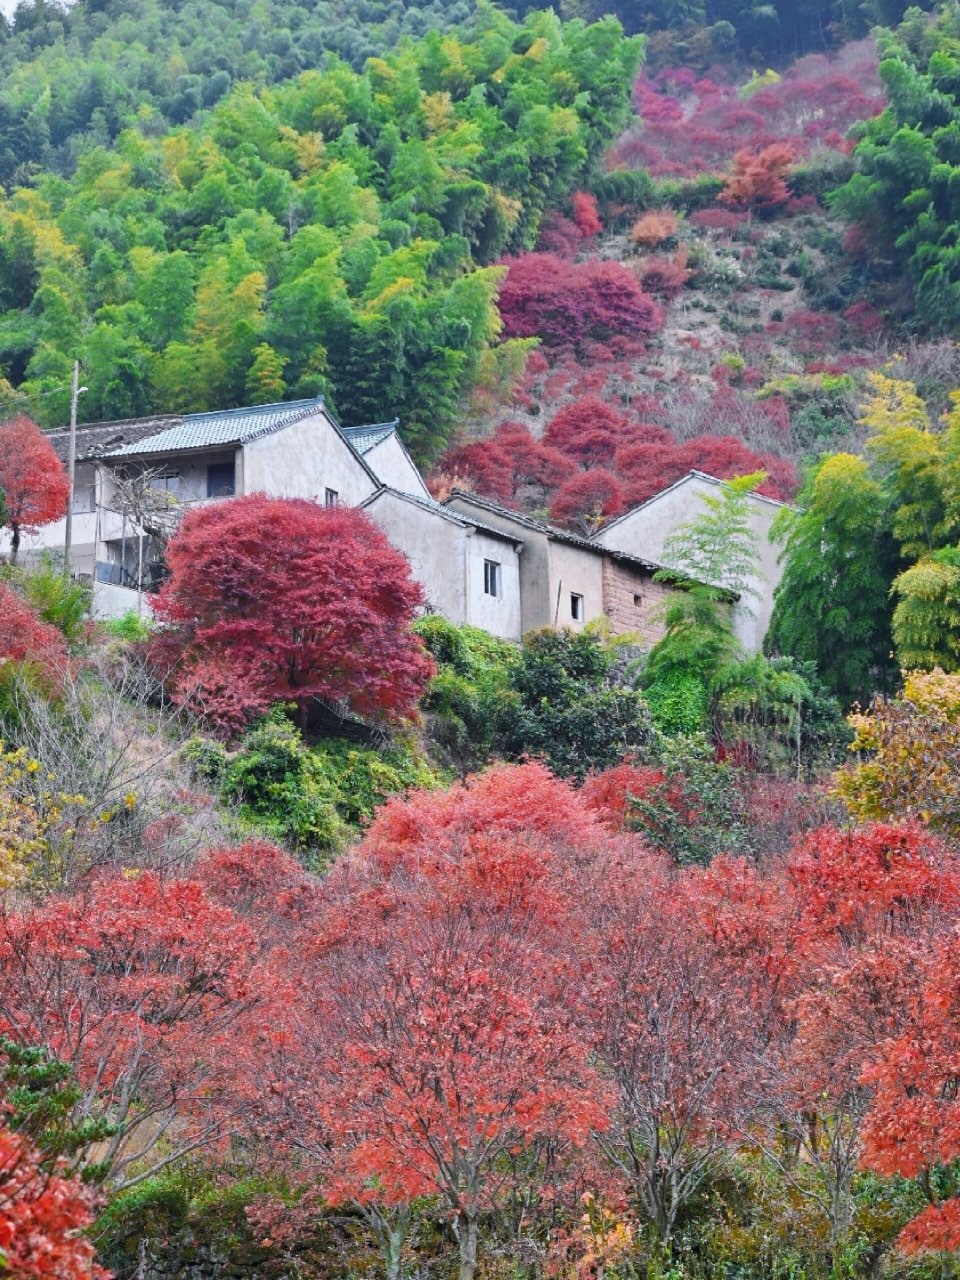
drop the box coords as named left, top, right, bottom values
left=63, top=361, right=87, bottom=576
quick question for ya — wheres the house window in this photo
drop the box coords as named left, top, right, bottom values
left=483, top=559, right=501, bottom=598
left=150, top=473, right=182, bottom=498
left=325, top=488, right=339, bottom=508
left=633, top=593, right=644, bottom=607
left=571, top=592, right=584, bottom=621
left=207, top=461, right=236, bottom=498
left=72, top=483, right=96, bottom=514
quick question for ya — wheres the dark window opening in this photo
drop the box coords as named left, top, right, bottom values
left=325, top=488, right=339, bottom=507
left=207, top=461, right=236, bottom=498
left=484, top=559, right=501, bottom=598
left=571, top=592, right=584, bottom=621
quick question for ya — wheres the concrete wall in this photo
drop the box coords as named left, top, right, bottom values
left=365, top=491, right=522, bottom=642
left=365, top=434, right=431, bottom=500
left=546, top=539, right=604, bottom=631
left=594, top=475, right=785, bottom=653
left=91, top=581, right=156, bottom=621
left=243, top=411, right=376, bottom=506
left=464, top=527, right=522, bottom=641
left=444, top=496, right=603, bottom=636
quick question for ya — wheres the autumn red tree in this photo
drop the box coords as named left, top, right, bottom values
left=571, top=192, right=602, bottom=238
left=720, top=143, right=797, bottom=210
left=283, top=764, right=616, bottom=1280
left=0, top=416, right=70, bottom=565
left=0, top=866, right=286, bottom=1186
left=549, top=468, right=625, bottom=533
left=0, top=586, right=69, bottom=694
left=543, top=398, right=636, bottom=468
left=150, top=495, right=434, bottom=736
left=497, top=254, right=664, bottom=349
left=586, top=851, right=754, bottom=1242
left=0, top=1119, right=108, bottom=1279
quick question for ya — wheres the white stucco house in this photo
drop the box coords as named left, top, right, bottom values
left=590, top=469, right=788, bottom=654
left=363, top=488, right=524, bottom=642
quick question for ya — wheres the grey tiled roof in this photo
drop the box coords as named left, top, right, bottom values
left=341, top=421, right=399, bottom=455
left=364, top=486, right=524, bottom=545
left=103, top=398, right=328, bottom=457
left=44, top=416, right=181, bottom=464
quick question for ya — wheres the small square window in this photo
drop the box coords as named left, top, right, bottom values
left=325, top=488, right=339, bottom=508
left=633, top=593, right=644, bottom=607
left=483, top=559, right=501, bottom=598
left=571, top=592, right=584, bottom=621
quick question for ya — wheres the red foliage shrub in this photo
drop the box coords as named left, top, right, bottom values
left=536, top=212, right=581, bottom=258
left=0, top=415, right=70, bottom=564
left=788, top=308, right=843, bottom=354
left=498, top=253, right=664, bottom=349
left=637, top=249, right=691, bottom=300
left=844, top=300, right=885, bottom=337
left=150, top=495, right=434, bottom=736
left=571, top=191, right=602, bottom=238
left=543, top=397, right=636, bottom=467
left=0, top=585, right=69, bottom=693
left=720, top=143, right=797, bottom=210
left=689, top=208, right=746, bottom=235
left=629, top=210, right=679, bottom=248
left=549, top=468, right=625, bottom=532
left=0, top=1121, right=108, bottom=1279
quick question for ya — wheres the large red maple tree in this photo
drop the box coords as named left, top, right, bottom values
left=150, top=495, right=434, bottom=736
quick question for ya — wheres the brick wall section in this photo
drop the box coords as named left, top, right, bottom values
left=602, top=557, right=677, bottom=647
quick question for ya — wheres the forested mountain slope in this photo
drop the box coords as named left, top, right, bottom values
left=0, top=7, right=641, bottom=457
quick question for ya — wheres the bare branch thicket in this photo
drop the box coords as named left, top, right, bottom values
left=0, top=647, right=233, bottom=892
left=101, top=464, right=201, bottom=570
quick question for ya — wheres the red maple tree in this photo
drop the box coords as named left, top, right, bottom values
left=549, top=469, right=625, bottom=533
left=0, top=867, right=284, bottom=1187
left=150, top=495, right=434, bottom=736
left=0, top=416, right=70, bottom=565
left=497, top=253, right=664, bottom=349
left=0, top=1120, right=108, bottom=1280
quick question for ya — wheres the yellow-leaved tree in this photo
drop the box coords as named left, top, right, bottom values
left=835, top=669, right=960, bottom=839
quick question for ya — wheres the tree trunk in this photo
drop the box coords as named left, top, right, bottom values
left=9, top=522, right=19, bottom=566
left=385, top=1224, right=404, bottom=1280
left=458, top=1215, right=479, bottom=1280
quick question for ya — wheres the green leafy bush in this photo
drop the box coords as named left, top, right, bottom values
left=221, top=712, right=348, bottom=856
left=189, top=707, right=442, bottom=856
left=101, top=611, right=153, bottom=643
left=495, top=626, right=656, bottom=781
left=414, top=615, right=517, bottom=771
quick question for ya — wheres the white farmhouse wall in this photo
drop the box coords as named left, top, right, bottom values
left=545, top=540, right=605, bottom=631
left=464, top=529, right=522, bottom=641
left=593, top=474, right=786, bottom=653
left=364, top=435, right=431, bottom=499
left=91, top=582, right=155, bottom=621
left=242, top=412, right=376, bottom=506
left=365, top=491, right=469, bottom=625
left=365, top=491, right=522, bottom=642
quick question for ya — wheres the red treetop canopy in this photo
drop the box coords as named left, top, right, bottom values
left=0, top=415, right=69, bottom=563
left=151, top=494, right=434, bottom=736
